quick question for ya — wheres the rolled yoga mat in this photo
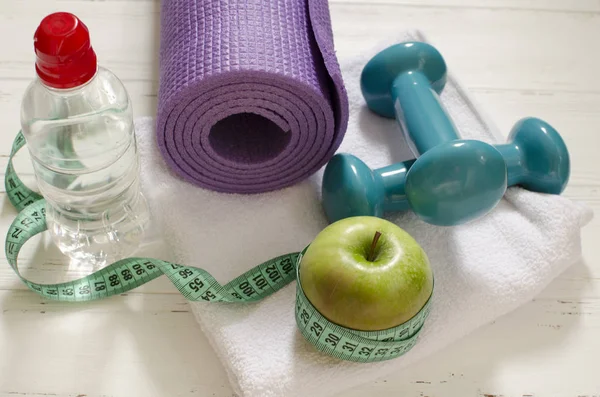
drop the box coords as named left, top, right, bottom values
left=156, top=0, right=349, bottom=194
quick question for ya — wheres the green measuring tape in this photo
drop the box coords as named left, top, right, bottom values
left=4, top=131, right=432, bottom=363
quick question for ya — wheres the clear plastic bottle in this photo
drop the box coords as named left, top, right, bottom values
left=20, top=12, right=149, bottom=267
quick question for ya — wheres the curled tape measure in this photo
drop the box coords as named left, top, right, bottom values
left=4, top=131, right=432, bottom=363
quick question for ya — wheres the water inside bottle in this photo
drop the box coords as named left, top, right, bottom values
left=27, top=108, right=149, bottom=268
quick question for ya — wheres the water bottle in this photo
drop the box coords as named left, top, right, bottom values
left=20, top=12, right=149, bottom=267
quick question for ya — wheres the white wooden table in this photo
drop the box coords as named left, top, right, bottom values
left=1, top=0, right=599, bottom=396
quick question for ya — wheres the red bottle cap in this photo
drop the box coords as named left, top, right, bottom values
left=33, top=12, right=98, bottom=89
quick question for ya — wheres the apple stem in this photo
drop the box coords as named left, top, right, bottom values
left=367, top=231, right=382, bottom=262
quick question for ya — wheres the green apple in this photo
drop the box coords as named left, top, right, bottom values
left=299, top=216, right=433, bottom=331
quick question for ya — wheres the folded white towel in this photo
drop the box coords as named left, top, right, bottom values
left=137, top=30, right=593, bottom=397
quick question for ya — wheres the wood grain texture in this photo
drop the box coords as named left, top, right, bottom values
left=0, top=0, right=599, bottom=396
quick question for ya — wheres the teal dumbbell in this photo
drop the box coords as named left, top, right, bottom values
left=322, top=141, right=506, bottom=226
left=322, top=118, right=569, bottom=225
left=322, top=42, right=570, bottom=226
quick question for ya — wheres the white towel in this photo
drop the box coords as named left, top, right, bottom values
left=136, top=30, right=593, bottom=397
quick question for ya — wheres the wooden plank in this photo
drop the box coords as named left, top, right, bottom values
left=1, top=288, right=599, bottom=397
left=331, top=0, right=600, bottom=13
left=0, top=290, right=233, bottom=397
left=52, top=0, right=600, bottom=13
left=0, top=1, right=599, bottom=93
left=343, top=296, right=600, bottom=397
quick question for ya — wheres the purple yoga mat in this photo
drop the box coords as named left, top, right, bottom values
left=156, top=0, right=349, bottom=194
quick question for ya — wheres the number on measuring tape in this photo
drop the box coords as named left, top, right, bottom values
left=265, top=264, right=282, bottom=283
left=324, top=333, right=340, bottom=347
left=280, top=258, right=294, bottom=274
left=390, top=346, right=403, bottom=355
left=231, top=292, right=243, bottom=300
left=133, top=263, right=146, bottom=275
left=342, top=341, right=357, bottom=352
left=95, top=281, right=107, bottom=291
left=375, top=347, right=389, bottom=356
left=7, top=176, right=16, bottom=189
left=78, top=285, right=91, bottom=296
left=46, top=288, right=58, bottom=296
left=252, top=273, right=268, bottom=290
left=109, top=274, right=120, bottom=286
left=188, top=277, right=204, bottom=292
left=31, top=211, right=44, bottom=222
left=359, top=346, right=373, bottom=357
left=310, top=322, right=323, bottom=337
left=143, top=261, right=156, bottom=270
left=300, top=309, right=309, bottom=325
left=201, top=290, right=216, bottom=301
left=11, top=227, right=24, bottom=239
left=14, top=191, right=26, bottom=202
left=62, top=287, right=74, bottom=296
left=237, top=281, right=257, bottom=298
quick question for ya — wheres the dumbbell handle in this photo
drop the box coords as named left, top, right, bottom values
left=392, top=72, right=460, bottom=155
left=494, top=144, right=522, bottom=187
left=376, top=160, right=414, bottom=212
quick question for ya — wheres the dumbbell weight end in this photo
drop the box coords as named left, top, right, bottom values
left=494, top=117, right=570, bottom=195
left=361, top=41, right=459, bottom=156
left=321, top=154, right=413, bottom=223
left=405, top=140, right=508, bottom=226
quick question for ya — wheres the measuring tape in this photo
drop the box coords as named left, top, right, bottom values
left=4, top=131, right=432, bottom=363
